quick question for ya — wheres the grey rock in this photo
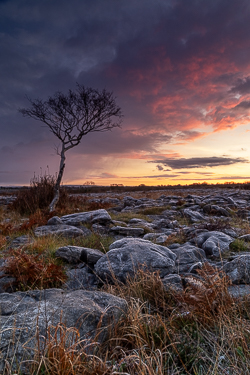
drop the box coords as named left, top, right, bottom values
left=91, top=223, right=110, bottom=235
left=47, top=216, right=63, bottom=225
left=95, top=238, right=176, bottom=283
left=34, top=224, right=86, bottom=238
left=188, top=261, right=203, bottom=274
left=162, top=274, right=183, bottom=292
left=228, top=284, right=250, bottom=298
left=63, top=267, right=99, bottom=290
left=171, top=244, right=206, bottom=273
left=238, top=234, right=250, bottom=242
left=110, top=226, right=144, bottom=237
left=0, top=289, right=127, bottom=373
left=9, top=235, right=34, bottom=249
left=183, top=209, right=205, bottom=223
left=80, top=248, right=104, bottom=270
left=193, top=231, right=233, bottom=257
left=61, top=209, right=112, bottom=226
left=224, top=255, right=250, bottom=284
left=55, top=246, right=86, bottom=264
left=203, top=204, right=230, bottom=217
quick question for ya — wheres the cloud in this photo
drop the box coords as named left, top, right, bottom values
left=150, top=156, right=249, bottom=169
left=233, top=101, right=250, bottom=110
left=156, top=165, right=164, bottom=171
left=230, top=77, right=250, bottom=95
left=1, top=0, right=250, bottom=183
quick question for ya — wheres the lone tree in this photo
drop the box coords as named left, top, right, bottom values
left=19, top=83, right=122, bottom=211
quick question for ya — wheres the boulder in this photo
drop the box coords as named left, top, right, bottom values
left=171, top=244, right=206, bottom=273
left=61, top=209, right=112, bottom=226
left=192, top=231, right=233, bottom=257
left=55, top=245, right=87, bottom=264
left=63, top=267, right=99, bottom=290
left=0, top=289, right=127, bottom=373
left=223, top=255, right=250, bottom=284
left=183, top=209, right=205, bottom=223
left=95, top=238, right=176, bottom=283
left=47, top=216, right=63, bottom=225
left=80, top=248, right=104, bottom=270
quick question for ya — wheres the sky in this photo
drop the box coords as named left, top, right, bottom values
left=1, top=0, right=250, bottom=186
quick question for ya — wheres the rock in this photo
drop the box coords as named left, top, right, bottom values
left=80, top=248, right=104, bottom=270
left=188, top=261, right=203, bottom=274
left=9, top=235, right=34, bottom=249
left=95, top=238, right=176, bottom=283
left=110, top=226, right=144, bottom=237
left=238, top=234, right=250, bottom=242
left=171, top=244, right=206, bottom=273
left=192, top=231, right=233, bottom=257
left=0, top=259, right=16, bottom=292
left=228, top=284, right=250, bottom=298
left=162, top=274, right=183, bottom=292
left=0, top=289, right=127, bottom=373
left=47, top=216, right=63, bottom=225
left=61, top=209, right=112, bottom=226
left=183, top=209, right=205, bottom=222
left=55, top=245, right=86, bottom=264
left=91, top=223, right=110, bottom=235
left=63, top=267, right=99, bottom=290
left=223, top=255, right=250, bottom=284
left=34, top=224, right=89, bottom=238
left=203, top=204, right=230, bottom=217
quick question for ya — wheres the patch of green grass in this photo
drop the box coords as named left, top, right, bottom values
left=138, top=206, right=171, bottom=215
left=229, top=238, right=248, bottom=252
left=69, top=232, right=114, bottom=253
left=110, top=212, right=152, bottom=223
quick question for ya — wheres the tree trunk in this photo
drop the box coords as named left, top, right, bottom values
left=49, top=144, right=66, bottom=212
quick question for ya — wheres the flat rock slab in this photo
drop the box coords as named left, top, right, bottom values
left=61, top=209, right=112, bottom=226
left=110, top=226, right=144, bottom=237
left=34, top=224, right=88, bottom=238
left=0, top=288, right=127, bottom=373
left=95, top=237, right=177, bottom=283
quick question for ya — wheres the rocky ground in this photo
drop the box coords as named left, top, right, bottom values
left=1, top=187, right=250, bottom=372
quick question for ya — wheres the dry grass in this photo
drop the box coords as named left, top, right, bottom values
left=2, top=261, right=250, bottom=374
left=2, top=248, right=67, bottom=290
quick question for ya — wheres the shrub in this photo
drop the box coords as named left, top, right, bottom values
left=10, top=174, right=69, bottom=215
left=2, top=248, right=66, bottom=290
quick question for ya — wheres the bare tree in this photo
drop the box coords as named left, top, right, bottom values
left=19, top=83, right=122, bottom=211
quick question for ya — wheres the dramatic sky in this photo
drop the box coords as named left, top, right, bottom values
left=1, top=0, right=250, bottom=186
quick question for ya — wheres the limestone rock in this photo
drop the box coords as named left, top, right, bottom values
left=95, top=238, right=176, bottom=283
left=223, top=255, right=250, bottom=284
left=0, top=289, right=127, bottom=373
left=61, top=209, right=112, bottom=226
left=34, top=224, right=87, bottom=238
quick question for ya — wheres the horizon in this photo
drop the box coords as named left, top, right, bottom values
left=1, top=0, right=250, bottom=186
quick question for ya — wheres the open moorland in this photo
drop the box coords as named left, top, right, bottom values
left=1, top=182, right=250, bottom=374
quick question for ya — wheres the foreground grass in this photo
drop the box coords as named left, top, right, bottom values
left=2, top=266, right=250, bottom=374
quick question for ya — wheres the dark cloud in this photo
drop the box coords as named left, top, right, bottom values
left=156, top=165, right=164, bottom=171
left=233, top=101, right=250, bottom=110
left=230, top=77, right=250, bottom=95
left=151, top=156, right=249, bottom=169
left=1, top=0, right=250, bottom=183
